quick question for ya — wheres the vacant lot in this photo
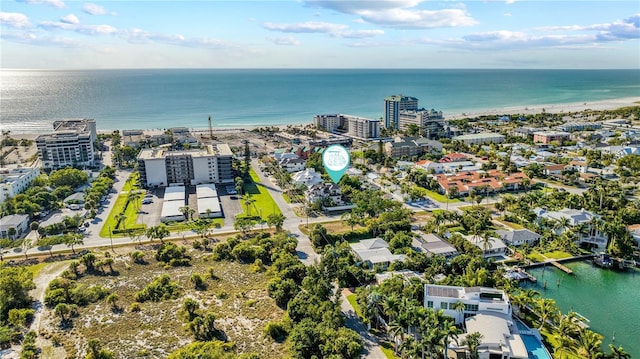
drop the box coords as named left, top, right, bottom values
left=38, top=246, right=287, bottom=359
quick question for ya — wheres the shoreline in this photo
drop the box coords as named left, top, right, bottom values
left=6, top=96, right=639, bottom=138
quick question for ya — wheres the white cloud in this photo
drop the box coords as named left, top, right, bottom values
left=263, top=21, right=347, bottom=34
left=331, top=29, right=384, bottom=38
left=0, top=32, right=81, bottom=47
left=262, top=21, right=384, bottom=39
left=0, top=12, right=31, bottom=29
left=540, top=14, right=640, bottom=41
left=39, top=21, right=118, bottom=35
left=358, top=8, right=477, bottom=29
left=305, top=0, right=477, bottom=29
left=60, top=14, right=79, bottom=25
left=504, top=13, right=512, bottom=17
left=306, top=0, right=424, bottom=14
left=269, top=36, right=300, bottom=46
left=124, top=28, right=234, bottom=49
left=82, top=3, right=116, bottom=16
left=17, top=0, right=65, bottom=9
left=505, top=0, right=517, bottom=4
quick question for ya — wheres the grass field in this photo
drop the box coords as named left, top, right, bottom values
left=543, top=250, right=573, bottom=259
left=39, top=247, right=288, bottom=359
left=421, top=189, right=460, bottom=203
left=528, top=251, right=547, bottom=263
left=380, top=341, right=401, bottom=359
left=240, top=169, right=282, bottom=219
left=100, top=193, right=144, bottom=237
left=346, top=293, right=362, bottom=318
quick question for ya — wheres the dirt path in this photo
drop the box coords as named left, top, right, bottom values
left=29, top=261, right=70, bottom=333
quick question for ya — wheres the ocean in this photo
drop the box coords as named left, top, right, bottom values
left=1, top=69, right=639, bottom=134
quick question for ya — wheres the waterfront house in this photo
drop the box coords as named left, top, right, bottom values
left=424, top=284, right=512, bottom=324
left=535, top=207, right=608, bottom=249
left=495, top=229, right=541, bottom=246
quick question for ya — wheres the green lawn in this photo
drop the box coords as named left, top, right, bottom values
left=100, top=193, right=144, bottom=237
left=416, top=187, right=460, bottom=203
left=121, top=171, right=140, bottom=192
left=25, top=262, right=49, bottom=278
left=282, top=193, right=291, bottom=203
left=346, top=293, right=362, bottom=318
left=240, top=169, right=282, bottom=219
left=528, top=251, right=547, bottom=263
left=543, top=251, right=573, bottom=260
left=500, top=220, right=524, bottom=230
left=380, top=341, right=401, bottom=359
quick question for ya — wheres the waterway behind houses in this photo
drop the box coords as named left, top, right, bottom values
left=522, top=261, right=639, bottom=357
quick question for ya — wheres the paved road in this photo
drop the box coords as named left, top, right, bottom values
left=251, top=158, right=319, bottom=265
left=340, top=289, right=387, bottom=359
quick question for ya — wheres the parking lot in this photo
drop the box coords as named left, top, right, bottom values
left=137, top=185, right=244, bottom=228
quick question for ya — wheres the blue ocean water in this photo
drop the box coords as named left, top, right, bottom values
left=1, top=69, right=639, bottom=133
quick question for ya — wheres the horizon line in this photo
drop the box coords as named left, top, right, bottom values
left=2, top=67, right=639, bottom=71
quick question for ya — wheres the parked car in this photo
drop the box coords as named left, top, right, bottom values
left=142, top=198, right=153, bottom=204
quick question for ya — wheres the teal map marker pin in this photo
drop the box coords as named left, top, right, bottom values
left=322, top=145, right=350, bottom=184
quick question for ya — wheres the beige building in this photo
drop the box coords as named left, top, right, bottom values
left=314, top=114, right=379, bottom=139
left=137, top=144, right=233, bottom=187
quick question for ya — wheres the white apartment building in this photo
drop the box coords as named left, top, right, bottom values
left=313, top=114, right=379, bottom=139
left=398, top=109, right=444, bottom=138
left=137, top=144, right=233, bottom=187
left=424, top=284, right=512, bottom=325
left=36, top=119, right=97, bottom=169
left=0, top=214, right=30, bottom=240
left=0, top=166, right=40, bottom=205
left=453, top=132, right=505, bottom=145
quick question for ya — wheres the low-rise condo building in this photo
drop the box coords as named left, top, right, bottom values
left=36, top=119, right=97, bottom=169
left=0, top=214, right=30, bottom=240
left=0, top=166, right=40, bottom=205
left=137, top=144, right=233, bottom=187
left=453, top=132, right=505, bottom=145
left=533, top=131, right=570, bottom=144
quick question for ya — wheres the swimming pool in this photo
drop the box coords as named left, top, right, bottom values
left=521, top=334, right=552, bottom=359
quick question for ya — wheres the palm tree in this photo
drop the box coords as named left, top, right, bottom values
left=64, top=233, right=84, bottom=254
left=179, top=206, right=194, bottom=221
left=242, top=193, right=256, bottom=217
left=388, top=319, right=405, bottom=355
left=453, top=300, right=466, bottom=327
left=536, top=298, right=558, bottom=330
left=146, top=224, right=170, bottom=243
left=575, top=327, right=603, bottom=359
left=608, top=344, right=631, bottom=359
left=442, top=318, right=460, bottom=359
left=463, top=332, right=483, bottom=359
left=115, top=211, right=127, bottom=230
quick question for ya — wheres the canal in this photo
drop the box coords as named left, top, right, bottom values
left=522, top=260, right=639, bottom=357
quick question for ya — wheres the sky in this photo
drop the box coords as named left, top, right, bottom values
left=1, top=0, right=639, bottom=69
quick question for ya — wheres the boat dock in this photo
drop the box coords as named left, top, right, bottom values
left=550, top=260, right=573, bottom=274
left=504, top=267, right=537, bottom=283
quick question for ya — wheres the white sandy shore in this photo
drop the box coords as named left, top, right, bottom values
left=9, top=96, right=640, bottom=138
left=445, top=96, right=640, bottom=120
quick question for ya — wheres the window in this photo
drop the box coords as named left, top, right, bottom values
left=440, top=302, right=448, bottom=310
left=427, top=301, right=433, bottom=308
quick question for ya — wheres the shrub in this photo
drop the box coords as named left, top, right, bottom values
left=155, top=243, right=190, bottom=266
left=263, top=321, right=287, bottom=342
left=7, top=308, right=34, bottom=328
left=135, top=274, right=181, bottom=302
left=129, top=302, right=141, bottom=312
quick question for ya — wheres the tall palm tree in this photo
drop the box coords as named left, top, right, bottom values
left=442, top=318, right=460, bottom=359
left=453, top=301, right=466, bottom=327
left=608, top=344, right=631, bottom=359
left=242, top=193, right=256, bottom=217
left=536, top=298, right=558, bottom=330
left=575, top=327, right=603, bottom=359
left=388, top=319, right=406, bottom=355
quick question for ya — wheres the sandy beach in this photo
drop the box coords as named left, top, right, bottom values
left=445, top=96, right=640, bottom=120
left=7, top=96, right=640, bottom=139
